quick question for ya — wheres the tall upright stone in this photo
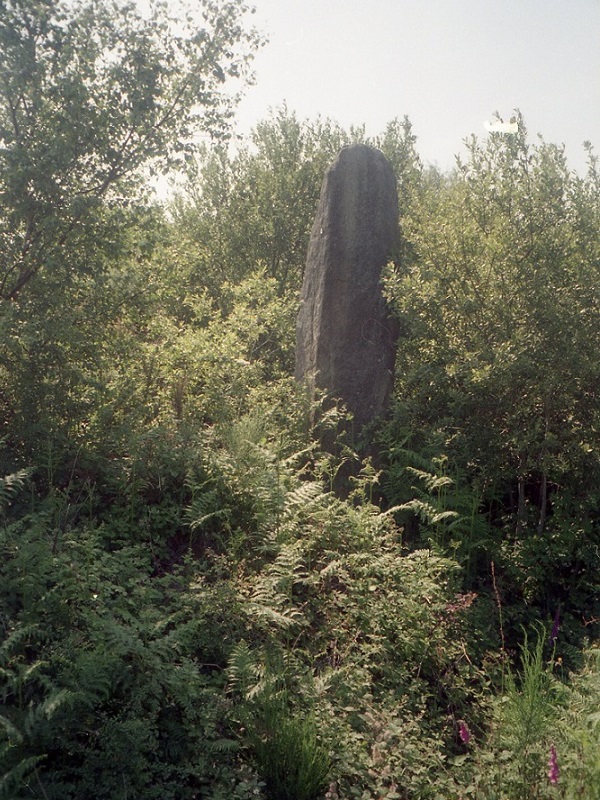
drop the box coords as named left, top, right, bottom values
left=295, top=144, right=400, bottom=436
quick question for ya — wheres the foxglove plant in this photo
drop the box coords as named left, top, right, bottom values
left=547, top=744, right=559, bottom=785
left=459, top=721, right=471, bottom=745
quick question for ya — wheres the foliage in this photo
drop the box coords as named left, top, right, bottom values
left=384, top=115, right=600, bottom=645
left=169, top=106, right=362, bottom=298
left=0, top=496, right=259, bottom=798
left=0, top=33, right=598, bottom=795
left=0, top=433, right=487, bottom=799
left=0, top=0, right=260, bottom=299
left=462, top=632, right=600, bottom=800
left=220, top=448, right=488, bottom=799
left=169, top=106, right=421, bottom=298
left=229, top=668, right=330, bottom=800
left=0, top=0, right=261, bottom=475
left=386, top=117, right=600, bottom=509
left=468, top=628, right=562, bottom=799
left=554, top=644, right=600, bottom=799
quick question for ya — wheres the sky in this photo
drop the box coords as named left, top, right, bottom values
left=233, top=0, right=600, bottom=175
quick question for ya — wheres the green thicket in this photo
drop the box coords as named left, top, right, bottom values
left=1, top=1, right=599, bottom=797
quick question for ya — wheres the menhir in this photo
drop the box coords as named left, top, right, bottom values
left=295, top=144, right=400, bottom=440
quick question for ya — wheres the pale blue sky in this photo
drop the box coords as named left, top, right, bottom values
left=235, top=0, right=600, bottom=174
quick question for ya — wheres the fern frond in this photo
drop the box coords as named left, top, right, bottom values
left=40, top=688, right=73, bottom=720
left=398, top=499, right=459, bottom=526
left=280, top=445, right=316, bottom=472
left=0, top=469, right=31, bottom=515
left=209, top=737, right=238, bottom=753
left=0, top=754, right=45, bottom=800
left=318, top=559, right=346, bottom=578
left=406, top=466, right=454, bottom=493
left=283, top=481, right=325, bottom=514
left=0, top=626, right=42, bottom=664
left=387, top=446, right=435, bottom=473
left=0, top=714, right=23, bottom=745
left=227, top=640, right=258, bottom=696
left=246, top=602, right=305, bottom=630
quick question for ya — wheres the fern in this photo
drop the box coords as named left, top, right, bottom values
left=398, top=497, right=459, bottom=526
left=0, top=753, right=46, bottom=800
left=185, top=477, right=229, bottom=527
left=249, top=700, right=330, bottom=800
left=282, top=481, right=326, bottom=516
left=0, top=624, right=43, bottom=665
left=247, top=542, right=308, bottom=633
left=0, top=469, right=30, bottom=517
left=226, top=644, right=330, bottom=800
left=246, top=603, right=304, bottom=631
left=227, top=640, right=260, bottom=700
left=406, top=464, right=455, bottom=493
left=0, top=714, right=23, bottom=745
left=0, top=683, right=73, bottom=800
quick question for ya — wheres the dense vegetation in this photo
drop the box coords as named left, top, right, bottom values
left=1, top=1, right=599, bottom=798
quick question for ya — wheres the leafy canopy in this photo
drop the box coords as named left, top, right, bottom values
left=0, top=0, right=261, bottom=299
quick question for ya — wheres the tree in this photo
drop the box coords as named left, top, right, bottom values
left=169, top=107, right=360, bottom=298
left=0, top=0, right=261, bottom=300
left=384, top=114, right=600, bottom=624
left=168, top=108, right=422, bottom=303
left=0, top=0, right=261, bottom=468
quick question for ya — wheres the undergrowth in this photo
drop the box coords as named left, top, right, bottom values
left=1, top=415, right=598, bottom=799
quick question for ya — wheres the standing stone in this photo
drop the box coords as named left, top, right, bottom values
left=295, top=144, right=400, bottom=435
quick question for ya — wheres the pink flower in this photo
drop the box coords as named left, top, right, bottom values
left=459, top=721, right=471, bottom=744
left=548, top=744, right=559, bottom=784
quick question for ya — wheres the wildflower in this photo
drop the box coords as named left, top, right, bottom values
left=548, top=744, right=559, bottom=785
left=549, top=607, right=560, bottom=646
left=459, top=721, right=471, bottom=744
left=325, top=782, right=340, bottom=800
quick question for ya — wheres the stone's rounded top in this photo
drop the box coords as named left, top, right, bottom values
left=326, top=143, right=396, bottom=180
left=335, top=143, right=392, bottom=161
left=337, top=143, right=386, bottom=155
left=320, top=143, right=397, bottom=200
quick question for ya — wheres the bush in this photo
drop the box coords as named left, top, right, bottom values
left=0, top=502, right=254, bottom=799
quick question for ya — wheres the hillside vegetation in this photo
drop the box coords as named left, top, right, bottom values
left=1, top=1, right=599, bottom=798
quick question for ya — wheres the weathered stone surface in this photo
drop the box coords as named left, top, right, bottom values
left=295, top=144, right=400, bottom=433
